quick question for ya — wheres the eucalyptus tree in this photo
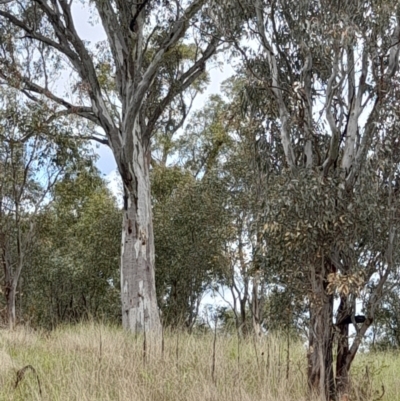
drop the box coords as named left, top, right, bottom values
left=0, top=87, right=88, bottom=329
left=152, top=165, right=229, bottom=330
left=368, top=280, right=400, bottom=350
left=175, top=90, right=272, bottom=337
left=0, top=0, right=221, bottom=332
left=215, top=1, right=400, bottom=399
left=151, top=96, right=232, bottom=330
left=22, top=166, right=121, bottom=328
left=202, top=90, right=268, bottom=337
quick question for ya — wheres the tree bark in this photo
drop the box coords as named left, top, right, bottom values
left=239, top=297, right=248, bottom=336
left=2, top=239, right=16, bottom=330
left=6, top=283, right=16, bottom=330
left=307, top=263, right=335, bottom=401
left=251, top=273, right=263, bottom=337
left=336, top=297, right=351, bottom=397
left=120, top=132, right=161, bottom=333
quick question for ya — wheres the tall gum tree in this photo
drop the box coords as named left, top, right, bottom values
left=0, top=0, right=220, bottom=332
left=216, top=0, right=400, bottom=399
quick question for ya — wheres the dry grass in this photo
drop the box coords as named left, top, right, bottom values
left=0, top=323, right=397, bottom=401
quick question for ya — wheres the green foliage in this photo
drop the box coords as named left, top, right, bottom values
left=259, top=163, right=398, bottom=303
left=369, top=282, right=400, bottom=350
left=0, top=87, right=96, bottom=327
left=20, top=167, right=121, bottom=328
left=176, top=95, right=231, bottom=176
left=263, top=288, right=308, bottom=336
left=152, top=164, right=229, bottom=329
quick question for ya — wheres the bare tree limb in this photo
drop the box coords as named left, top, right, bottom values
left=254, top=0, right=295, bottom=169
left=0, top=70, right=99, bottom=124
left=322, top=48, right=341, bottom=176
left=130, top=0, right=206, bottom=122
left=144, top=36, right=218, bottom=139
left=341, top=46, right=368, bottom=171
left=0, top=9, right=80, bottom=66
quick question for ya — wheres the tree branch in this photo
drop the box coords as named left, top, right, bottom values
left=0, top=9, right=79, bottom=62
left=130, top=0, right=206, bottom=122
left=254, top=0, right=295, bottom=169
left=322, top=48, right=342, bottom=176
left=86, top=135, right=109, bottom=146
left=0, top=70, right=99, bottom=124
left=95, top=0, right=129, bottom=98
left=143, top=36, right=218, bottom=140
left=130, top=0, right=151, bottom=32
left=386, top=11, right=400, bottom=79
left=346, top=229, right=395, bottom=368
left=341, top=46, right=368, bottom=171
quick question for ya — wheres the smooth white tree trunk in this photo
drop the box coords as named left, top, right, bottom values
left=120, top=133, right=161, bottom=333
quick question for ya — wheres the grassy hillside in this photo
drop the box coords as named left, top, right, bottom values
left=0, top=323, right=398, bottom=401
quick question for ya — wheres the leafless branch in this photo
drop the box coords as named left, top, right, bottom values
left=322, top=48, right=341, bottom=176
